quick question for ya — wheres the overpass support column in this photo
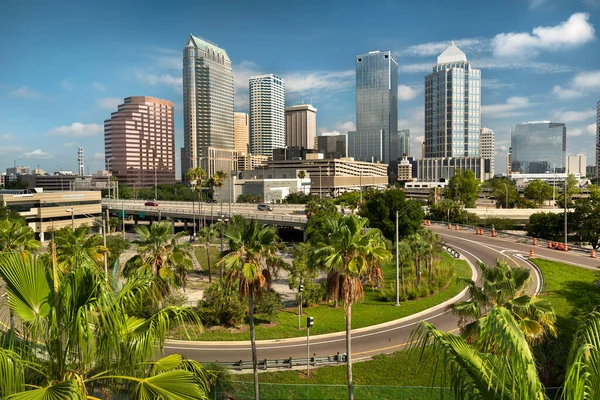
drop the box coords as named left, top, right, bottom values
left=170, top=218, right=175, bottom=234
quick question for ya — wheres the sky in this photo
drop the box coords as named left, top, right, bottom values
left=1, top=0, right=599, bottom=178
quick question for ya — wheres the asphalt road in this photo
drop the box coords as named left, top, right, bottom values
left=164, top=224, right=573, bottom=364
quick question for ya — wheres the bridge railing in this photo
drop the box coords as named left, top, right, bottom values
left=102, top=199, right=305, bottom=209
left=204, top=353, right=347, bottom=371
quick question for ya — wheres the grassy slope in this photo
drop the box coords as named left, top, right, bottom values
left=194, top=246, right=222, bottom=274
left=186, top=252, right=471, bottom=341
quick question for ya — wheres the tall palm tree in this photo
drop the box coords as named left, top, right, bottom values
left=396, top=240, right=412, bottom=293
left=411, top=306, right=547, bottom=400
left=0, top=218, right=39, bottom=252
left=421, top=229, right=442, bottom=279
left=448, top=260, right=556, bottom=344
left=407, top=233, right=428, bottom=286
left=218, top=217, right=280, bottom=400
left=0, top=249, right=210, bottom=399
left=314, top=215, right=389, bottom=400
left=187, top=167, right=207, bottom=229
left=213, top=170, right=228, bottom=214
left=53, top=225, right=108, bottom=271
left=198, top=226, right=217, bottom=282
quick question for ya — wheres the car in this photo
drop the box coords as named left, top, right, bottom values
left=144, top=201, right=159, bottom=206
left=257, top=204, right=273, bottom=211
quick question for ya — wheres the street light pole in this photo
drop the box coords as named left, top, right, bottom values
left=154, top=158, right=158, bottom=200
left=66, top=208, right=74, bottom=231
left=395, top=210, right=400, bottom=306
left=503, top=183, right=508, bottom=209
left=564, top=177, right=568, bottom=245
left=553, top=164, right=556, bottom=209
left=319, top=165, right=322, bottom=199
left=107, top=157, right=114, bottom=199
left=359, top=169, right=362, bottom=204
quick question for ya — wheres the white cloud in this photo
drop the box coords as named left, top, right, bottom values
left=318, top=127, right=329, bottom=134
left=482, top=97, right=533, bottom=119
left=23, top=149, right=52, bottom=159
left=573, top=70, right=600, bottom=89
left=97, top=97, right=122, bottom=111
left=401, top=38, right=487, bottom=57
left=63, top=142, right=78, bottom=147
left=586, top=123, right=597, bottom=135
left=569, top=128, right=583, bottom=136
left=0, top=145, right=24, bottom=156
left=528, top=0, right=548, bottom=9
left=147, top=48, right=181, bottom=70
left=492, top=13, right=595, bottom=57
left=284, top=70, right=354, bottom=94
left=482, top=78, right=515, bottom=89
left=0, top=134, right=11, bottom=141
left=552, top=85, right=584, bottom=99
left=60, top=79, right=74, bottom=91
left=8, top=86, right=42, bottom=99
left=46, top=122, right=103, bottom=138
left=91, top=82, right=106, bottom=92
left=134, top=71, right=182, bottom=93
left=93, top=152, right=105, bottom=160
left=398, top=85, right=417, bottom=101
left=398, top=107, right=425, bottom=158
left=551, top=108, right=596, bottom=122
left=399, top=63, right=432, bottom=74
left=334, top=121, right=356, bottom=134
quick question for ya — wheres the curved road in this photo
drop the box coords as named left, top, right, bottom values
left=165, top=224, right=594, bottom=364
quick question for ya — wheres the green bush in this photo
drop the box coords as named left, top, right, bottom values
left=299, top=281, right=326, bottom=307
left=198, top=282, right=246, bottom=327
left=164, top=289, right=189, bottom=307
left=255, top=289, right=284, bottom=322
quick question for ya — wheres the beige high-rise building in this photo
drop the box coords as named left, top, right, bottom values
left=104, top=96, right=175, bottom=188
left=285, top=104, right=317, bottom=150
left=234, top=112, right=249, bottom=154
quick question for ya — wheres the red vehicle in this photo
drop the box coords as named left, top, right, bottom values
left=144, top=201, right=159, bottom=206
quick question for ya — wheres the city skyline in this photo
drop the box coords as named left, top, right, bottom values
left=1, top=1, right=599, bottom=177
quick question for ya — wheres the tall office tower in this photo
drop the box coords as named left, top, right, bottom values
left=182, top=34, right=236, bottom=179
left=234, top=112, right=249, bottom=154
left=510, top=121, right=566, bottom=174
left=104, top=96, right=175, bottom=188
left=316, top=131, right=348, bottom=159
left=285, top=104, right=317, bottom=150
left=398, top=129, right=410, bottom=157
left=77, top=147, right=84, bottom=176
left=596, top=100, right=600, bottom=179
left=480, top=128, right=495, bottom=177
left=567, top=153, right=587, bottom=176
left=348, top=50, right=398, bottom=180
left=424, top=42, right=481, bottom=158
left=249, top=74, right=285, bottom=158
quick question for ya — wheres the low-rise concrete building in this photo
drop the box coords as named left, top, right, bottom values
left=221, top=170, right=311, bottom=203
left=0, top=189, right=102, bottom=241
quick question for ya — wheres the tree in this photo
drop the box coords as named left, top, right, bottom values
left=358, top=188, right=424, bottom=241
left=557, top=174, right=580, bottom=208
left=219, top=217, right=280, bottom=400
left=447, top=170, right=481, bottom=208
left=314, top=215, right=389, bottom=400
left=527, top=212, right=564, bottom=241
left=484, top=177, right=519, bottom=209
left=407, top=233, right=428, bottom=286
left=305, top=199, right=340, bottom=244
left=197, top=226, right=217, bottom=282
left=53, top=226, right=108, bottom=271
left=284, top=191, right=315, bottom=204
left=187, top=167, right=207, bottom=227
left=297, top=170, right=306, bottom=179
left=0, top=249, right=210, bottom=399
left=335, top=191, right=361, bottom=211
left=570, top=185, right=600, bottom=249
left=213, top=170, right=228, bottom=214
left=421, top=229, right=442, bottom=280
left=426, top=199, right=479, bottom=225
left=105, top=234, right=131, bottom=269
left=524, top=179, right=553, bottom=206
left=0, top=204, right=25, bottom=223
left=6, top=177, right=28, bottom=189
left=396, top=241, right=412, bottom=292
left=0, top=218, right=39, bottom=252
left=448, top=260, right=556, bottom=345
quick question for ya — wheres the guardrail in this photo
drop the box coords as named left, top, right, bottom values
left=207, top=353, right=347, bottom=371
left=441, top=244, right=460, bottom=259
left=102, top=199, right=305, bottom=209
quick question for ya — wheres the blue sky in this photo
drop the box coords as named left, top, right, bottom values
left=1, top=0, right=599, bottom=177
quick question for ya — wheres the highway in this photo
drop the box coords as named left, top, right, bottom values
left=164, top=223, right=597, bottom=364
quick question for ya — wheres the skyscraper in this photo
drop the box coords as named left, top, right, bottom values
left=424, top=42, right=481, bottom=159
left=77, top=147, right=84, bottom=176
left=480, top=127, right=495, bottom=177
left=596, top=100, right=599, bottom=179
left=398, top=129, right=410, bottom=157
left=348, top=50, right=398, bottom=177
left=249, top=74, right=285, bottom=158
left=316, top=131, right=347, bottom=159
left=182, top=34, right=236, bottom=178
left=234, top=112, right=249, bottom=154
left=285, top=104, right=317, bottom=150
left=104, top=96, right=175, bottom=188
left=510, top=121, right=566, bottom=174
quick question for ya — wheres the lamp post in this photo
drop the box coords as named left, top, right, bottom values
left=154, top=158, right=159, bottom=201
left=319, top=165, right=322, bottom=199
left=564, top=177, right=568, bottom=246
left=298, top=282, right=304, bottom=329
left=65, top=208, right=74, bottom=231
left=359, top=168, right=363, bottom=204
left=106, top=157, right=114, bottom=199
left=395, top=210, right=400, bottom=306
left=553, top=164, right=556, bottom=209
left=306, top=316, right=314, bottom=377
left=503, top=183, right=508, bottom=209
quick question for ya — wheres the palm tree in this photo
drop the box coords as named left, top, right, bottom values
left=198, top=226, right=217, bottom=282
left=219, top=217, right=280, bottom=400
left=411, top=306, right=547, bottom=399
left=53, top=225, right=108, bottom=271
left=421, top=229, right=442, bottom=280
left=0, top=249, right=210, bottom=399
left=297, top=170, right=306, bottom=179
left=0, top=218, right=39, bottom=252
left=314, top=215, right=389, bottom=400
left=213, top=170, right=228, bottom=214
left=167, top=235, right=194, bottom=291
left=396, top=241, right=412, bottom=293
left=448, top=260, right=556, bottom=345
left=187, top=167, right=207, bottom=229
left=407, top=234, right=428, bottom=286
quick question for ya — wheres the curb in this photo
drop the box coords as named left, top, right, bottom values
left=166, top=253, right=478, bottom=347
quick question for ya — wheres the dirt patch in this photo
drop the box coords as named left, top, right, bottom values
left=259, top=321, right=280, bottom=328
left=206, top=324, right=249, bottom=334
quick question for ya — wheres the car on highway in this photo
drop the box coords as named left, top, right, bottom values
left=144, top=201, right=159, bottom=206
left=257, top=204, right=273, bottom=211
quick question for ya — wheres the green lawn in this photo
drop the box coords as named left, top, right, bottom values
left=179, top=252, right=471, bottom=341
left=194, top=245, right=222, bottom=274
left=530, top=258, right=600, bottom=386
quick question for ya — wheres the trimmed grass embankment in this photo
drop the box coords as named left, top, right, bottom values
left=179, top=252, right=471, bottom=341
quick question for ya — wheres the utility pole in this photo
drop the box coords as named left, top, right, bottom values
left=306, top=316, right=314, bottom=377
left=319, top=165, right=322, bottom=199
left=564, top=177, right=568, bottom=245
left=154, top=159, right=158, bottom=200
left=122, top=200, right=125, bottom=235
left=298, top=283, right=304, bottom=329
left=103, top=218, right=108, bottom=280
left=503, top=183, right=508, bottom=209
left=359, top=169, right=363, bottom=204
left=395, top=210, right=400, bottom=306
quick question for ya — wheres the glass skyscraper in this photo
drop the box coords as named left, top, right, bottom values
left=348, top=50, right=398, bottom=170
left=511, top=121, right=566, bottom=174
left=424, top=42, right=481, bottom=159
left=398, top=129, right=410, bottom=157
left=182, top=34, right=235, bottom=177
left=249, top=74, right=285, bottom=158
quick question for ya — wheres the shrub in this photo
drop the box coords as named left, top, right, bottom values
left=300, top=281, right=326, bottom=307
left=198, top=282, right=246, bottom=327
left=255, top=289, right=284, bottom=322
left=164, top=289, right=189, bottom=307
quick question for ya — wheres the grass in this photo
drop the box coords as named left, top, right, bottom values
left=194, top=245, right=222, bottom=275
left=178, top=252, right=471, bottom=341
left=530, top=258, right=600, bottom=386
